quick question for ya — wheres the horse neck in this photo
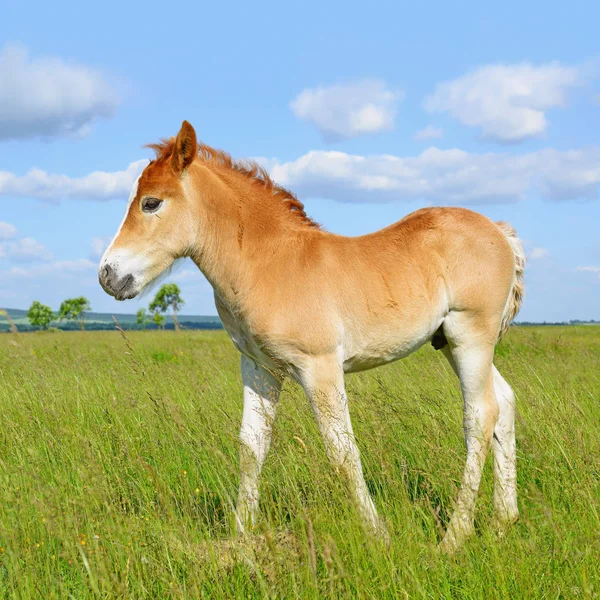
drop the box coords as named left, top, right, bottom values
left=186, top=161, right=303, bottom=308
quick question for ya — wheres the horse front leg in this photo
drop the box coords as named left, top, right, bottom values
left=300, top=355, right=387, bottom=540
left=235, top=355, right=282, bottom=533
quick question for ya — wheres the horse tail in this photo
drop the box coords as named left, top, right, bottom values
left=496, top=221, right=526, bottom=339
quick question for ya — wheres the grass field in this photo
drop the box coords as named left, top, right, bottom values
left=0, top=326, right=599, bottom=598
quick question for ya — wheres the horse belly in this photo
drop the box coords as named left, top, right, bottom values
left=342, top=319, right=439, bottom=373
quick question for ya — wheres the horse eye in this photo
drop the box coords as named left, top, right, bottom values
left=142, top=197, right=163, bottom=213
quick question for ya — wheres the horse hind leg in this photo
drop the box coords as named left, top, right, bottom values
left=438, top=313, right=499, bottom=553
left=441, top=344, right=519, bottom=534
left=492, top=365, right=518, bottom=527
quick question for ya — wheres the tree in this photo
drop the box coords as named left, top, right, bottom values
left=149, top=284, right=184, bottom=331
left=59, top=297, right=91, bottom=331
left=27, top=301, right=54, bottom=330
left=152, top=311, right=166, bottom=330
left=0, top=309, right=19, bottom=334
left=136, top=308, right=148, bottom=329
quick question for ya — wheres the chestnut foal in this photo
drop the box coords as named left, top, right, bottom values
left=99, top=121, right=524, bottom=552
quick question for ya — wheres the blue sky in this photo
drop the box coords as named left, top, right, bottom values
left=1, top=0, right=599, bottom=321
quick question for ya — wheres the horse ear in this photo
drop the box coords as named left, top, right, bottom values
left=171, top=120, right=197, bottom=173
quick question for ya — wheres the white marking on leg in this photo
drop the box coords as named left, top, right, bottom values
left=492, top=365, right=518, bottom=524
left=301, top=357, right=385, bottom=539
left=236, top=355, right=282, bottom=532
left=440, top=339, right=498, bottom=552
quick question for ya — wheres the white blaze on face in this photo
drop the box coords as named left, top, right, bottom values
left=98, top=174, right=151, bottom=293
left=101, top=173, right=141, bottom=262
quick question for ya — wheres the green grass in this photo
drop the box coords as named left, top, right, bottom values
left=0, top=326, right=599, bottom=598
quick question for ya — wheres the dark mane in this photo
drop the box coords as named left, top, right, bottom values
left=146, top=138, right=321, bottom=229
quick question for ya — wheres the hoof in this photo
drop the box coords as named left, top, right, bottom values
left=233, top=507, right=257, bottom=537
left=364, top=516, right=391, bottom=549
left=492, top=511, right=519, bottom=538
left=437, top=534, right=461, bottom=556
left=437, top=521, right=474, bottom=555
left=364, top=518, right=390, bottom=546
left=376, top=523, right=391, bottom=549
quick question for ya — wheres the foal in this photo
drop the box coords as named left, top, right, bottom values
left=99, top=121, right=525, bottom=552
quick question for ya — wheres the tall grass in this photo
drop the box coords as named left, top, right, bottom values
left=0, top=326, right=598, bottom=598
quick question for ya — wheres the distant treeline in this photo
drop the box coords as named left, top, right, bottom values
left=515, top=320, right=599, bottom=326
left=0, top=321, right=223, bottom=333
left=1, top=311, right=598, bottom=333
left=0, top=307, right=223, bottom=333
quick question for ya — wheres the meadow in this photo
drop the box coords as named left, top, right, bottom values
left=0, top=326, right=598, bottom=598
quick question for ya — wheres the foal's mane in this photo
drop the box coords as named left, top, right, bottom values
left=146, top=138, right=321, bottom=229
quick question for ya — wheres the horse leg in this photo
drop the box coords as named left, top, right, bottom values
left=235, top=355, right=282, bottom=533
left=439, top=314, right=499, bottom=553
left=299, top=355, right=386, bottom=539
left=491, top=365, right=519, bottom=527
left=442, top=347, right=519, bottom=534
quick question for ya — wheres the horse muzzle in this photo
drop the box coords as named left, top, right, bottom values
left=98, top=264, right=138, bottom=301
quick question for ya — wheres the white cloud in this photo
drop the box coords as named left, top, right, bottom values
left=2, top=144, right=600, bottom=207
left=424, top=63, right=585, bottom=143
left=0, top=237, right=53, bottom=262
left=290, top=80, right=403, bottom=140
left=577, top=266, right=600, bottom=279
left=0, top=159, right=147, bottom=202
left=265, top=145, right=600, bottom=204
left=529, top=247, right=550, bottom=260
left=4, top=258, right=96, bottom=279
left=0, top=43, right=120, bottom=140
left=0, top=221, right=16, bottom=240
left=414, top=125, right=444, bottom=141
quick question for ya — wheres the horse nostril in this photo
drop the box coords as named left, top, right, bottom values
left=101, top=264, right=114, bottom=284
